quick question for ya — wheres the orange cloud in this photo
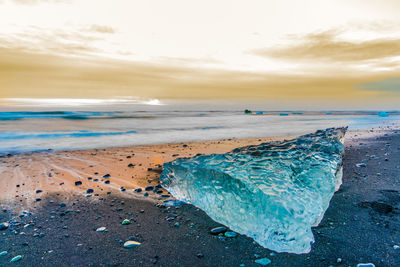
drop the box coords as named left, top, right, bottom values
left=253, top=30, right=400, bottom=63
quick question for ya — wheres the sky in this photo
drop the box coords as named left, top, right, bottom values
left=0, top=0, right=400, bottom=109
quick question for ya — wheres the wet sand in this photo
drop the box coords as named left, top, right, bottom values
left=1, top=129, right=400, bottom=266
left=0, top=136, right=291, bottom=210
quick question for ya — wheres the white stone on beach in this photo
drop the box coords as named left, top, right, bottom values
left=123, top=241, right=141, bottom=248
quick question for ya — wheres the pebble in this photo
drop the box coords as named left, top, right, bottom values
left=74, top=181, right=82, bottom=186
left=393, top=245, right=400, bottom=249
left=356, top=264, right=375, bottom=267
left=10, top=255, right=22, bottom=262
left=210, top=226, right=227, bottom=234
left=224, top=231, right=237, bottom=238
left=96, top=227, right=107, bottom=232
left=196, top=252, right=204, bottom=258
left=122, top=219, right=131, bottom=225
left=356, top=163, right=367, bottom=168
left=0, top=251, right=8, bottom=256
left=0, top=222, right=9, bottom=230
left=123, top=240, right=141, bottom=248
left=86, top=189, right=94, bottom=194
left=255, top=257, right=271, bottom=266
left=145, top=186, right=154, bottom=191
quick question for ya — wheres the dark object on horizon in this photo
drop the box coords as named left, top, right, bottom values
left=244, top=109, right=252, bottom=114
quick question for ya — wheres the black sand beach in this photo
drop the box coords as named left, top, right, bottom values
left=1, top=129, right=400, bottom=267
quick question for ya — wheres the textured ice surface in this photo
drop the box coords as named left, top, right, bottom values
left=160, top=128, right=346, bottom=254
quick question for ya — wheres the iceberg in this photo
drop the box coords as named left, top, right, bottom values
left=160, top=127, right=346, bottom=254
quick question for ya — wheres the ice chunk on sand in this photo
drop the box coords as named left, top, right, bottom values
left=160, top=127, right=346, bottom=254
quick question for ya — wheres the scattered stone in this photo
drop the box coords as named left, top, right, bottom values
left=10, top=255, right=22, bottom=262
left=356, top=163, right=367, bottom=168
left=0, top=251, right=7, bottom=256
left=75, top=181, right=82, bottom=186
left=255, top=257, right=271, bottom=266
left=104, top=180, right=110, bottom=184
left=144, top=192, right=149, bottom=197
left=134, top=188, right=142, bottom=193
left=356, top=264, right=375, bottom=267
left=96, top=227, right=107, bottom=232
left=128, top=164, right=135, bottom=167
left=123, top=240, right=141, bottom=248
left=103, top=174, right=111, bottom=178
left=59, top=203, right=66, bottom=207
left=0, top=222, right=9, bottom=230
left=86, top=189, right=94, bottom=194
left=35, top=190, right=43, bottom=194
left=196, top=252, right=204, bottom=258
left=224, top=231, right=237, bottom=238
left=394, top=245, right=400, bottom=250
left=337, top=258, right=342, bottom=263
left=122, top=219, right=131, bottom=225
left=210, top=226, right=227, bottom=235
left=145, top=186, right=154, bottom=191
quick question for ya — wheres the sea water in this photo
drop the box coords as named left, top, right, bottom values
left=0, top=101, right=399, bottom=156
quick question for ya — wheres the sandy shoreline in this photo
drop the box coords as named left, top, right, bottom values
left=1, top=128, right=400, bottom=266
left=0, top=135, right=294, bottom=210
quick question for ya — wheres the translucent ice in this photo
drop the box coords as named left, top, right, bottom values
left=160, top=128, right=346, bottom=254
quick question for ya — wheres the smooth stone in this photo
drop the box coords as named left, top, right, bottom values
left=122, top=219, right=131, bottom=225
left=224, top=231, right=237, bottom=238
left=74, top=181, right=82, bottom=186
left=96, top=227, right=107, bottom=232
left=255, top=258, right=271, bottom=266
left=0, top=222, right=9, bottom=230
left=10, top=255, right=22, bottom=262
left=210, top=226, right=227, bottom=235
left=123, top=240, right=141, bottom=248
left=0, top=251, right=7, bottom=256
left=356, top=264, right=375, bottom=267
left=86, top=189, right=94, bottom=194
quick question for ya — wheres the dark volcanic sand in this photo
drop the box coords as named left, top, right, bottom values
left=1, top=129, right=400, bottom=266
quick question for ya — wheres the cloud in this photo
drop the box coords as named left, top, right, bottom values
left=0, top=27, right=106, bottom=56
left=10, top=0, right=69, bottom=4
left=253, top=30, right=400, bottom=63
left=88, top=25, right=115, bottom=34
left=1, top=45, right=399, bottom=104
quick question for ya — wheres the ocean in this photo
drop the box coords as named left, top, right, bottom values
left=0, top=101, right=399, bottom=156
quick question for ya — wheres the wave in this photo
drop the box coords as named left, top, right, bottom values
left=0, top=130, right=138, bottom=140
